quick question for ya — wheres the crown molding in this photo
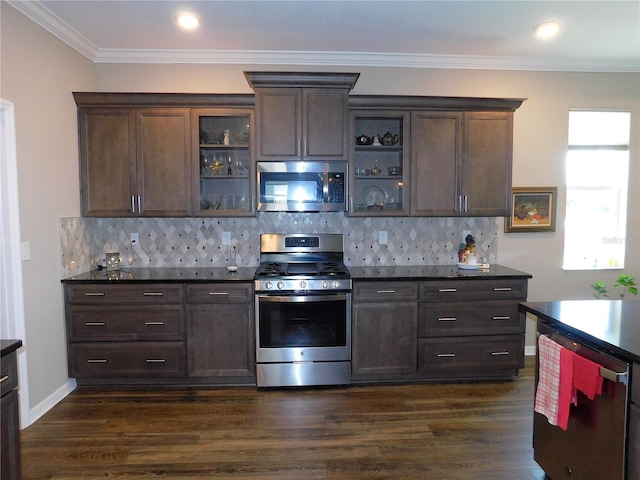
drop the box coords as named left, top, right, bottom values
left=93, top=49, right=640, bottom=73
left=6, top=0, right=98, bottom=60
left=9, top=1, right=639, bottom=73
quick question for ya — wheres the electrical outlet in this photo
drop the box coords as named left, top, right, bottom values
left=222, top=232, right=231, bottom=245
left=130, top=233, right=139, bottom=245
left=462, top=230, right=471, bottom=244
left=378, top=231, right=388, bottom=245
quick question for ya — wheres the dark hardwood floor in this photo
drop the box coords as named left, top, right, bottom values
left=20, top=357, right=545, bottom=479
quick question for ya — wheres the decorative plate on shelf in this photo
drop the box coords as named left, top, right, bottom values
left=363, top=185, right=388, bottom=207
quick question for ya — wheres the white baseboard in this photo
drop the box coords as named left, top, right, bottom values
left=525, top=345, right=536, bottom=356
left=27, top=378, right=76, bottom=427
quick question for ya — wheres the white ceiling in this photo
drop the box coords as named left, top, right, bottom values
left=8, top=0, right=640, bottom=72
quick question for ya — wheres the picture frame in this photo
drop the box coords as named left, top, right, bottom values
left=505, top=187, right=557, bottom=233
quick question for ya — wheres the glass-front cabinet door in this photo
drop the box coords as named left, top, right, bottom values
left=350, top=112, right=410, bottom=216
left=192, top=109, right=254, bottom=216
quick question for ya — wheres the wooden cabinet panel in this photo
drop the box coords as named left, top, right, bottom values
left=67, top=305, right=184, bottom=341
left=186, top=283, right=253, bottom=304
left=70, top=342, right=186, bottom=377
left=419, top=278, right=528, bottom=301
left=418, top=300, right=523, bottom=337
left=304, top=89, right=349, bottom=159
left=65, top=283, right=184, bottom=305
left=255, top=89, right=300, bottom=160
left=76, top=102, right=191, bottom=217
left=352, top=301, right=417, bottom=375
left=411, top=112, right=461, bottom=215
left=136, top=109, right=191, bottom=216
left=418, top=335, right=524, bottom=372
left=79, top=108, right=136, bottom=216
left=0, top=350, right=18, bottom=396
left=186, top=303, right=255, bottom=377
left=352, top=281, right=418, bottom=302
left=461, top=112, right=512, bottom=216
left=629, top=404, right=640, bottom=480
left=410, top=110, right=513, bottom=217
left=0, top=389, right=21, bottom=480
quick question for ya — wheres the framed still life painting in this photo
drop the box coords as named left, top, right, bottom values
left=505, top=187, right=557, bottom=233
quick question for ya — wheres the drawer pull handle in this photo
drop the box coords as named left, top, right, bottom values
left=0, top=375, right=9, bottom=383
left=87, top=359, right=108, bottom=363
left=491, top=351, right=510, bottom=356
left=143, top=292, right=164, bottom=296
left=85, top=322, right=106, bottom=326
left=492, top=316, right=511, bottom=320
left=144, top=321, right=165, bottom=326
left=376, top=290, right=396, bottom=294
left=208, top=292, right=229, bottom=296
left=436, top=353, right=456, bottom=358
left=493, top=287, right=512, bottom=292
left=438, top=288, right=457, bottom=292
left=84, top=292, right=106, bottom=296
left=438, top=317, right=457, bottom=322
left=145, top=359, right=166, bottom=363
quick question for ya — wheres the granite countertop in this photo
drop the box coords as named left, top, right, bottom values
left=519, top=300, right=640, bottom=364
left=62, top=265, right=531, bottom=283
left=1, top=339, right=23, bottom=357
left=348, top=264, right=532, bottom=280
left=61, top=267, right=256, bottom=283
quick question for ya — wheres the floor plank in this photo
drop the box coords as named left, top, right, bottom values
left=20, top=358, right=545, bottom=479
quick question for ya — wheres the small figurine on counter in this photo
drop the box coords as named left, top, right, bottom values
left=458, top=234, right=476, bottom=263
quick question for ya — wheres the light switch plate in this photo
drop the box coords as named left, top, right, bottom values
left=222, top=232, right=231, bottom=245
left=378, top=231, right=388, bottom=245
left=130, top=233, right=139, bottom=245
left=21, top=241, right=30, bottom=261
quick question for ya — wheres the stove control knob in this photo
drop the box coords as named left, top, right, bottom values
left=322, top=280, right=330, bottom=289
left=300, top=280, right=307, bottom=289
left=333, top=281, right=341, bottom=289
left=277, top=281, right=284, bottom=290
left=265, top=281, right=273, bottom=289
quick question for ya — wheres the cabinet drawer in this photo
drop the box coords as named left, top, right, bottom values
left=67, top=305, right=184, bottom=341
left=186, top=283, right=253, bottom=304
left=418, top=335, right=524, bottom=372
left=353, top=281, right=418, bottom=302
left=419, top=278, right=527, bottom=301
left=65, top=283, right=184, bottom=305
left=70, top=342, right=185, bottom=377
left=418, top=301, right=523, bottom=337
left=0, top=351, right=18, bottom=396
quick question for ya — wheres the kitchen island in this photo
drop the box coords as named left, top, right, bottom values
left=519, top=300, right=640, bottom=480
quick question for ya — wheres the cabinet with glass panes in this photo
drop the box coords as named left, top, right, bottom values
left=350, top=112, right=410, bottom=216
left=192, top=109, right=254, bottom=216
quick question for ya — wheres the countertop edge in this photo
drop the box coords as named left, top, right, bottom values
left=1, top=339, right=23, bottom=357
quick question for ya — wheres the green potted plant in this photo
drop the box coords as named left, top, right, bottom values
left=591, top=274, right=638, bottom=299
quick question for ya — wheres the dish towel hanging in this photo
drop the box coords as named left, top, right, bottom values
left=534, top=334, right=573, bottom=430
left=571, top=351, right=604, bottom=402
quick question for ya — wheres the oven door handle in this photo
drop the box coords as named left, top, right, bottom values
left=258, top=294, right=348, bottom=303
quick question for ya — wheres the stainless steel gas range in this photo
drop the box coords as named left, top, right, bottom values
left=254, top=234, right=352, bottom=387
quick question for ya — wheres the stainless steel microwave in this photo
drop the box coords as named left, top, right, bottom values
left=257, top=162, right=347, bottom=212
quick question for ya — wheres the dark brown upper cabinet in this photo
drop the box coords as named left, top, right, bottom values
left=76, top=103, right=191, bottom=217
left=245, top=72, right=359, bottom=161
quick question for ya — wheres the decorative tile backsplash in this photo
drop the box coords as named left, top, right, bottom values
left=59, top=214, right=498, bottom=278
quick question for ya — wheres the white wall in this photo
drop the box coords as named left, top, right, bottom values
left=2, top=3, right=638, bottom=416
left=1, top=3, right=93, bottom=415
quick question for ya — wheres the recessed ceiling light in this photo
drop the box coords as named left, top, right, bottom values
left=534, top=22, right=560, bottom=39
left=176, top=12, right=199, bottom=30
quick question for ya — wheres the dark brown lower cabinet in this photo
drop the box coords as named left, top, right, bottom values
left=1, top=344, right=21, bottom=480
left=630, top=363, right=640, bottom=480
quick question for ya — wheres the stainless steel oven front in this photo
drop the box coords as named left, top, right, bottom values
left=255, top=292, right=351, bottom=387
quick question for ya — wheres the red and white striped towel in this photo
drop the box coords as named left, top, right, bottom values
left=534, top=334, right=573, bottom=430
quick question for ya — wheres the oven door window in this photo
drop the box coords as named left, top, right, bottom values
left=258, top=295, right=347, bottom=348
